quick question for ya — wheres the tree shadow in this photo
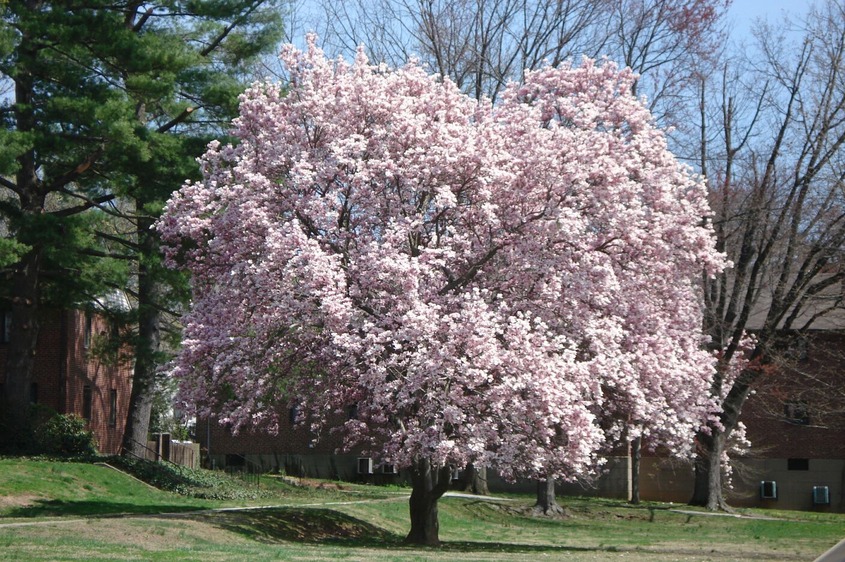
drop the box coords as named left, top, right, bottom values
left=6, top=499, right=205, bottom=518
left=185, top=507, right=639, bottom=556
left=192, top=507, right=399, bottom=546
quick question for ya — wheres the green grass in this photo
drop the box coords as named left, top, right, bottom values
left=1, top=457, right=844, bottom=561
left=0, top=457, right=218, bottom=517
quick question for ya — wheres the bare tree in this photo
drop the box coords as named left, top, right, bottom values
left=315, top=0, right=611, bottom=100
left=693, top=0, right=845, bottom=510
left=312, top=0, right=728, bottom=123
left=606, top=0, right=730, bottom=125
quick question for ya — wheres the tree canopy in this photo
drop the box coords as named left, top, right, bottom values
left=159, top=37, right=724, bottom=544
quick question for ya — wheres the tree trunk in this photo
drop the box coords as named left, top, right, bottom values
left=1, top=248, right=43, bottom=451
left=121, top=225, right=162, bottom=458
left=2, top=33, right=45, bottom=452
left=405, top=457, right=452, bottom=546
left=461, top=463, right=489, bottom=495
left=630, top=436, right=641, bottom=505
left=690, top=366, right=755, bottom=511
left=533, top=477, right=565, bottom=515
left=689, top=429, right=731, bottom=511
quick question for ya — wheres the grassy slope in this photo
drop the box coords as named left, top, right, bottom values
left=1, top=457, right=844, bottom=561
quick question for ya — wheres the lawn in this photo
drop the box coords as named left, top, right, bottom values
left=1, top=457, right=843, bottom=561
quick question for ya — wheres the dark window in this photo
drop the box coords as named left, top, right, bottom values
left=787, top=458, right=810, bottom=471
left=288, top=405, right=299, bottom=425
left=348, top=404, right=358, bottom=420
left=0, top=311, right=10, bottom=343
left=82, top=385, right=92, bottom=420
left=784, top=400, right=810, bottom=425
left=29, top=382, right=38, bottom=404
left=108, top=389, right=117, bottom=428
left=83, top=312, right=92, bottom=349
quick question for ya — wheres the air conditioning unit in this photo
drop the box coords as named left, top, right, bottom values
left=380, top=463, right=397, bottom=475
left=760, top=480, right=778, bottom=500
left=357, top=457, right=373, bottom=475
left=813, top=486, right=831, bottom=505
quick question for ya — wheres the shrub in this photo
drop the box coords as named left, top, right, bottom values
left=36, top=413, right=98, bottom=457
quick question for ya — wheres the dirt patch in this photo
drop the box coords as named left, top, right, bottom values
left=14, top=516, right=254, bottom=552
left=0, top=494, right=40, bottom=510
left=277, top=476, right=350, bottom=491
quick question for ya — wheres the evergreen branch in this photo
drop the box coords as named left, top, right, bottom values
left=156, top=107, right=194, bottom=134
left=47, top=149, right=102, bottom=192
left=95, top=230, right=143, bottom=252
left=0, top=175, right=19, bottom=193
left=77, top=248, right=136, bottom=261
left=200, top=3, right=262, bottom=57
left=50, top=191, right=115, bottom=218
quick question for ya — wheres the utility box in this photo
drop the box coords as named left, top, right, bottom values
left=760, top=480, right=778, bottom=500
left=813, top=486, right=831, bottom=505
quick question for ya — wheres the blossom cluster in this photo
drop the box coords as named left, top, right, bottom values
left=157, top=35, right=726, bottom=480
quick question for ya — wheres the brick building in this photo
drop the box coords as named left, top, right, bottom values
left=569, top=330, right=845, bottom=512
left=199, top=330, right=845, bottom=511
left=199, top=408, right=388, bottom=481
left=0, top=307, right=134, bottom=454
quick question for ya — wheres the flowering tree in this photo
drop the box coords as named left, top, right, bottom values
left=158, top=36, right=724, bottom=545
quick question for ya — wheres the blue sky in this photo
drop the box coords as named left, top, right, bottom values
left=727, top=0, right=810, bottom=39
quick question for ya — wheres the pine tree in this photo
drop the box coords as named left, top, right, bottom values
left=0, top=1, right=283, bottom=452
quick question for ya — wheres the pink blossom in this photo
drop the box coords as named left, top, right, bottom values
left=158, top=36, right=725, bottom=481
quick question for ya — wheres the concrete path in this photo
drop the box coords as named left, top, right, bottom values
left=0, top=491, right=515, bottom=530
left=814, top=537, right=845, bottom=562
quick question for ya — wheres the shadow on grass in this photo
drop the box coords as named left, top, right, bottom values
left=189, top=507, right=634, bottom=556
left=6, top=499, right=205, bottom=518
left=196, top=508, right=398, bottom=546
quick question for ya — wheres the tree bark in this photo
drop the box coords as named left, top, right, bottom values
left=630, top=436, right=641, bottom=505
left=4, top=250, right=42, bottom=411
left=689, top=428, right=731, bottom=511
left=121, top=225, right=162, bottom=458
left=0, top=250, right=44, bottom=452
left=533, top=477, right=565, bottom=516
left=405, top=457, right=452, bottom=546
left=461, top=463, right=489, bottom=495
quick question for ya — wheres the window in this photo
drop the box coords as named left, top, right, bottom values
left=82, top=385, right=92, bottom=420
left=0, top=311, right=11, bottom=343
left=288, top=405, right=299, bottom=425
left=83, top=312, right=92, bottom=349
left=787, top=458, right=809, bottom=471
left=784, top=400, right=810, bottom=425
left=108, top=389, right=117, bottom=428
left=348, top=404, right=358, bottom=420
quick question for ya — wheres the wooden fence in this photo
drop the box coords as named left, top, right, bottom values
left=144, top=433, right=200, bottom=470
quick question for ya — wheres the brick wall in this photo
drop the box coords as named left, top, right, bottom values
left=200, top=409, right=350, bottom=458
left=0, top=308, right=133, bottom=454
left=740, top=331, right=845, bottom=460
